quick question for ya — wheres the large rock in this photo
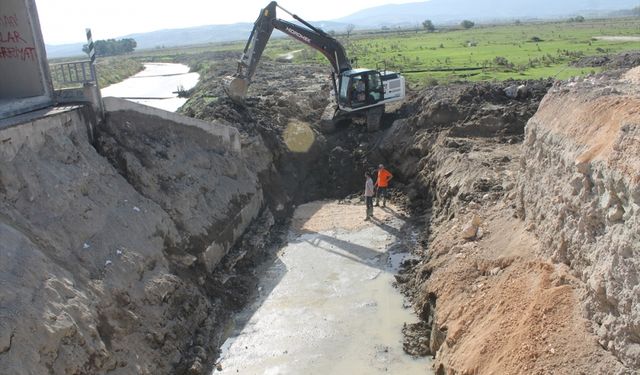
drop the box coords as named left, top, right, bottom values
left=517, top=68, right=640, bottom=368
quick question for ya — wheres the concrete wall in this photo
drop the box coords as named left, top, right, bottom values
left=0, top=105, right=95, bottom=160
left=0, top=0, right=54, bottom=118
left=103, top=97, right=241, bottom=154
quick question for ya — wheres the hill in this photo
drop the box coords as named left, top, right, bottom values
left=337, top=0, right=640, bottom=26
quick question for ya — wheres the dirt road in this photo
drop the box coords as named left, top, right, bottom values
left=215, top=201, right=432, bottom=374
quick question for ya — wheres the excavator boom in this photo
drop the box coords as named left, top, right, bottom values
left=224, top=1, right=351, bottom=102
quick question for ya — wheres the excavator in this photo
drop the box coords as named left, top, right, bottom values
left=224, top=1, right=406, bottom=132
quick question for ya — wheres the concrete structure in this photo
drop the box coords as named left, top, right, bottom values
left=0, top=0, right=54, bottom=119
left=103, top=97, right=242, bottom=154
left=0, top=105, right=97, bottom=162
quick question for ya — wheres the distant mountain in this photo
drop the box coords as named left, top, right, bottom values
left=45, top=0, right=638, bottom=58
left=46, top=43, right=86, bottom=59
left=46, top=21, right=352, bottom=59
left=336, top=0, right=640, bottom=26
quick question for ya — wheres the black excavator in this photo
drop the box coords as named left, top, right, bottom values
left=224, top=1, right=406, bottom=132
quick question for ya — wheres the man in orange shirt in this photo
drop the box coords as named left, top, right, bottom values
left=375, top=164, right=393, bottom=207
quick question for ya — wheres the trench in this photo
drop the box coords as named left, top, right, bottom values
left=215, top=201, right=432, bottom=374
left=95, top=60, right=437, bottom=373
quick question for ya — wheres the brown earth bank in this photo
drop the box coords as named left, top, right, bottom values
left=386, top=69, right=640, bottom=373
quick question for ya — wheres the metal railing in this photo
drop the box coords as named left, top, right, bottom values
left=50, top=60, right=96, bottom=86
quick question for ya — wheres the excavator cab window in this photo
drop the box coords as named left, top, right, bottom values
left=368, top=72, right=383, bottom=102
left=339, top=71, right=384, bottom=109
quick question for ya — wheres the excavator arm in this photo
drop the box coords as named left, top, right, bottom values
left=225, top=1, right=352, bottom=101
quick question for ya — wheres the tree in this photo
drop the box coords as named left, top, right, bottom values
left=461, top=20, right=475, bottom=29
left=346, top=24, right=355, bottom=38
left=422, top=19, right=435, bottom=32
left=82, top=38, right=137, bottom=57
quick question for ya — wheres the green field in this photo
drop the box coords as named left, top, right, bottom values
left=259, top=18, right=639, bottom=86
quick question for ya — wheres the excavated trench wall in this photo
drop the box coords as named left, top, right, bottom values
left=0, top=103, right=267, bottom=374
left=517, top=69, right=640, bottom=367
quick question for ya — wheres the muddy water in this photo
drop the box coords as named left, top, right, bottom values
left=215, top=202, right=432, bottom=374
left=101, top=63, right=199, bottom=112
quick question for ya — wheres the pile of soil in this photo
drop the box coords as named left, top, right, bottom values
left=571, top=51, right=640, bottom=69
left=376, top=79, right=551, bottom=217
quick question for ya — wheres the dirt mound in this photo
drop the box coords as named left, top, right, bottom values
left=572, top=51, right=640, bottom=69
left=376, top=79, right=551, bottom=216
left=401, top=80, right=551, bottom=137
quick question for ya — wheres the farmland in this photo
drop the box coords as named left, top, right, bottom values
left=262, top=17, right=640, bottom=85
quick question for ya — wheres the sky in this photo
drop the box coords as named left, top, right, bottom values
left=35, top=0, right=422, bottom=45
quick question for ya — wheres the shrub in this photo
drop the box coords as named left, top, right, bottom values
left=461, top=20, right=475, bottom=29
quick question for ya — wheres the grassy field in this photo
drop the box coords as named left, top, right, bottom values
left=259, top=17, right=639, bottom=86
left=59, top=17, right=639, bottom=89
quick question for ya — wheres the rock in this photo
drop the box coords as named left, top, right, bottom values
left=430, top=325, right=447, bottom=354
left=504, top=85, right=519, bottom=99
left=461, top=216, right=483, bottom=240
left=505, top=84, right=528, bottom=99
left=402, top=322, right=432, bottom=357
left=461, top=223, right=478, bottom=240
left=575, top=161, right=591, bottom=175
left=516, top=85, right=528, bottom=98
left=468, top=202, right=481, bottom=210
left=188, top=359, right=204, bottom=375
left=607, top=205, right=624, bottom=223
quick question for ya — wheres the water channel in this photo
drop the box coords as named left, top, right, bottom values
left=216, top=202, right=432, bottom=374
left=101, top=62, right=199, bottom=112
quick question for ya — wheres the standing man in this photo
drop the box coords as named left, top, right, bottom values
left=364, top=171, right=375, bottom=220
left=375, top=164, right=393, bottom=207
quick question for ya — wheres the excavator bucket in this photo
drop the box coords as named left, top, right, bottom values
left=223, top=75, right=249, bottom=103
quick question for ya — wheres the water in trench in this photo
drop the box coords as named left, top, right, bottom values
left=101, top=62, right=199, bottom=112
left=215, top=201, right=432, bottom=374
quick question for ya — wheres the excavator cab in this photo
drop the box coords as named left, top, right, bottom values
left=338, top=69, right=384, bottom=110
